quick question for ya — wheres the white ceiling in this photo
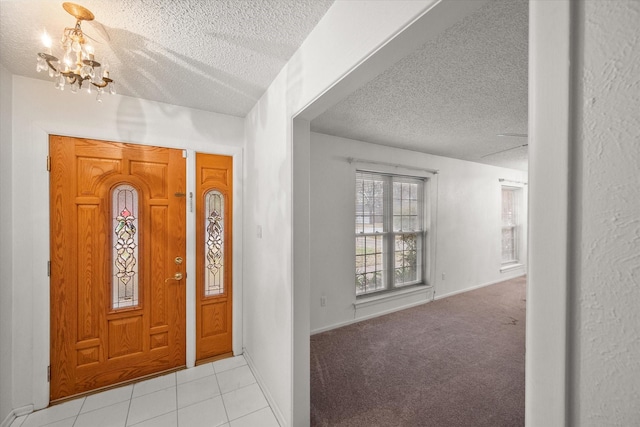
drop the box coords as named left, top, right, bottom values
left=311, top=0, right=529, bottom=170
left=0, top=0, right=528, bottom=170
left=0, top=0, right=334, bottom=117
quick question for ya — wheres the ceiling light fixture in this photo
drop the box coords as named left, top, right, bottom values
left=36, top=2, right=115, bottom=101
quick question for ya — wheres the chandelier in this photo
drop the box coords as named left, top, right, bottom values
left=36, top=2, right=115, bottom=101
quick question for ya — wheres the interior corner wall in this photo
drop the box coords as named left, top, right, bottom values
left=7, top=75, right=244, bottom=413
left=571, top=1, right=640, bottom=424
left=309, top=132, right=527, bottom=333
left=0, top=64, right=14, bottom=426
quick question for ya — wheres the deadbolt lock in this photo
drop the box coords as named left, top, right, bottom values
left=175, top=257, right=183, bottom=265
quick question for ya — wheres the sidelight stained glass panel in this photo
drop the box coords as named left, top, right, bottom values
left=205, top=190, right=224, bottom=296
left=112, top=184, right=139, bottom=309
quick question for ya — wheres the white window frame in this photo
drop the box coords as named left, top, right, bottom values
left=355, top=170, right=428, bottom=297
left=501, top=185, right=523, bottom=269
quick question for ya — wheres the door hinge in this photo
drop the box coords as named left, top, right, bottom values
left=47, top=366, right=51, bottom=382
left=47, top=156, right=51, bottom=172
left=182, top=150, right=187, bottom=158
left=47, top=261, right=51, bottom=277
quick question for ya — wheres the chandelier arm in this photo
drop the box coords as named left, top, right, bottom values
left=91, top=77, right=113, bottom=89
left=62, top=72, right=78, bottom=86
left=45, top=59, right=59, bottom=74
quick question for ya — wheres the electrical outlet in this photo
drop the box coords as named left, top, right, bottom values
left=320, top=296, right=327, bottom=307
left=442, top=272, right=446, bottom=280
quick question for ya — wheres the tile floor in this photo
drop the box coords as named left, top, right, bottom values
left=10, top=355, right=280, bottom=427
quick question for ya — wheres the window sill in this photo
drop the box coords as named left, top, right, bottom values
left=500, top=263, right=524, bottom=273
left=354, top=285, right=432, bottom=309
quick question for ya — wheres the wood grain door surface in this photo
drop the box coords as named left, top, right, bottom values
left=49, top=135, right=186, bottom=401
left=195, top=153, right=233, bottom=361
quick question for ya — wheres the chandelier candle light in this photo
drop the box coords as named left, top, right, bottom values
left=36, top=2, right=115, bottom=101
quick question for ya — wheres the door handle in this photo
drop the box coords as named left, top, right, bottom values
left=165, top=272, right=184, bottom=283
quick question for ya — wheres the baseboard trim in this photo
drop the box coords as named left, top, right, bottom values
left=311, top=298, right=431, bottom=335
left=434, top=274, right=526, bottom=301
left=242, top=348, right=286, bottom=427
left=311, top=274, right=527, bottom=335
left=1, top=405, right=33, bottom=427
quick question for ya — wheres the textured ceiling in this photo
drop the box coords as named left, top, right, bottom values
left=1, top=0, right=528, bottom=170
left=310, top=0, right=529, bottom=170
left=0, top=0, right=334, bottom=117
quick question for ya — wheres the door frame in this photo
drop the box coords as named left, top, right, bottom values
left=292, top=1, right=572, bottom=426
left=31, top=125, right=243, bottom=408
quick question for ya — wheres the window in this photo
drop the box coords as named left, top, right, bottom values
left=501, top=186, right=521, bottom=265
left=355, top=171, right=425, bottom=296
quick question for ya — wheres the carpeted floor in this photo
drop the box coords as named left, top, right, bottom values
left=310, top=276, right=526, bottom=427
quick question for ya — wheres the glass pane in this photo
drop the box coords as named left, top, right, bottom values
left=393, top=182, right=401, bottom=199
left=502, top=227, right=516, bottom=263
left=356, top=172, right=385, bottom=234
left=502, top=188, right=516, bottom=226
left=393, top=215, right=402, bottom=230
left=112, top=184, right=139, bottom=309
left=402, top=215, right=418, bottom=231
left=355, top=234, right=385, bottom=295
left=394, top=233, right=420, bottom=286
left=205, top=190, right=224, bottom=296
left=392, top=179, right=422, bottom=232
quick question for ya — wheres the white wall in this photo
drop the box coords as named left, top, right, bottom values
left=572, top=1, right=640, bottom=424
left=309, top=132, right=527, bottom=333
left=0, top=64, right=14, bottom=426
left=5, top=76, right=244, bottom=413
left=242, top=2, right=442, bottom=425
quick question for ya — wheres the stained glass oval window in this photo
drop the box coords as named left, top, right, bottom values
left=112, top=184, right=139, bottom=309
left=205, top=190, right=224, bottom=296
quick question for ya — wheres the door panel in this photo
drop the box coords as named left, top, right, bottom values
left=50, top=135, right=186, bottom=401
left=196, top=153, right=233, bottom=361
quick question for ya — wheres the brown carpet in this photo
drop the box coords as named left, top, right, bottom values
left=310, top=276, right=526, bottom=427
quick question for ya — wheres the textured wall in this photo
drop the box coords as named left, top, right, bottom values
left=573, top=1, right=640, bottom=424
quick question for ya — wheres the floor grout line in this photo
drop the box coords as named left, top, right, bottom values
left=123, top=388, right=133, bottom=427
left=174, top=373, right=179, bottom=426
left=11, top=356, right=275, bottom=427
left=214, top=369, right=230, bottom=425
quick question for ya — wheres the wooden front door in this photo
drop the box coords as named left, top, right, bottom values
left=50, top=135, right=186, bottom=401
left=195, top=153, right=233, bottom=362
